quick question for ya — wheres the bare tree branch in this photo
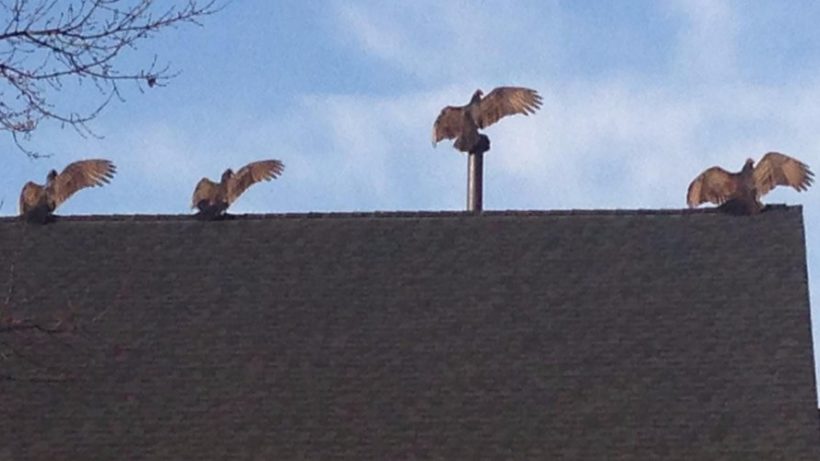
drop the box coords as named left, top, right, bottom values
left=0, top=0, right=222, bottom=157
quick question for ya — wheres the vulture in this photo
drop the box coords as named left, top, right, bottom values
left=432, top=86, right=542, bottom=154
left=192, top=159, right=285, bottom=219
left=19, top=159, right=117, bottom=223
left=687, top=152, right=813, bottom=215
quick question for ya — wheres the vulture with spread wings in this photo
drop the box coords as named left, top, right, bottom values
left=192, top=160, right=285, bottom=219
left=687, top=152, right=813, bottom=214
left=19, top=159, right=117, bottom=223
left=432, top=87, right=542, bottom=154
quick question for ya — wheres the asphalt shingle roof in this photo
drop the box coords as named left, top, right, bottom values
left=0, top=206, right=817, bottom=460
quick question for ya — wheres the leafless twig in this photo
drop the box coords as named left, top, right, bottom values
left=0, top=0, right=222, bottom=157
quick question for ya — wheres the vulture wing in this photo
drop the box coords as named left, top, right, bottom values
left=191, top=177, right=220, bottom=209
left=473, top=86, right=542, bottom=129
left=752, top=152, right=814, bottom=198
left=687, top=167, right=739, bottom=207
left=226, top=160, right=285, bottom=205
left=50, top=159, right=116, bottom=209
left=19, top=182, right=44, bottom=214
left=432, top=106, right=468, bottom=145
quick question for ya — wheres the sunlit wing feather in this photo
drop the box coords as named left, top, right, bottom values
left=432, top=106, right=467, bottom=144
left=226, top=160, right=285, bottom=205
left=19, top=182, right=44, bottom=214
left=686, top=167, right=739, bottom=207
left=192, top=178, right=220, bottom=209
left=50, top=159, right=116, bottom=209
left=474, top=86, right=542, bottom=129
left=752, top=152, right=814, bottom=198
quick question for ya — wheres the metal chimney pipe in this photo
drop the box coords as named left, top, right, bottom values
left=467, top=150, right=484, bottom=212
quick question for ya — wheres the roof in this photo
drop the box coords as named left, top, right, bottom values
left=0, top=206, right=817, bottom=460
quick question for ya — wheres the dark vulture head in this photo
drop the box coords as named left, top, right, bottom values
left=46, top=169, right=58, bottom=183
left=221, top=169, right=234, bottom=183
left=470, top=89, right=484, bottom=103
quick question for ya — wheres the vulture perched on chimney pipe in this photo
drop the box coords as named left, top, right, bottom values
left=19, top=159, right=117, bottom=223
left=192, top=159, right=285, bottom=219
left=432, top=86, right=542, bottom=154
left=687, top=152, right=813, bottom=215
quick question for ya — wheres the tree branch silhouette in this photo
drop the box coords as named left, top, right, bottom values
left=0, top=0, right=221, bottom=157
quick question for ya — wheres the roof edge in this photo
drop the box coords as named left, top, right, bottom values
left=0, top=204, right=802, bottom=223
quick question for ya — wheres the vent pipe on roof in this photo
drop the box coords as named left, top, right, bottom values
left=467, top=151, right=483, bottom=213
left=466, top=135, right=490, bottom=212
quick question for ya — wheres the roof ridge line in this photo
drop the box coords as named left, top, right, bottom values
left=0, top=204, right=800, bottom=223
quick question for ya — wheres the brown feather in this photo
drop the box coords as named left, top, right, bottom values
left=193, top=160, right=285, bottom=216
left=18, top=159, right=115, bottom=219
left=432, top=106, right=468, bottom=143
left=226, top=160, right=285, bottom=205
left=49, top=159, right=117, bottom=209
left=432, top=86, right=542, bottom=153
left=688, top=152, right=813, bottom=212
left=19, top=182, right=45, bottom=214
left=191, top=178, right=221, bottom=209
left=473, top=87, right=543, bottom=129
left=752, top=152, right=814, bottom=198
left=686, top=167, right=739, bottom=208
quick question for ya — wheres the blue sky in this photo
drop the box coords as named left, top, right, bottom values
left=2, top=0, right=820, bottom=397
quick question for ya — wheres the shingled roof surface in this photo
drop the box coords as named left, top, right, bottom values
left=0, top=207, right=817, bottom=460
